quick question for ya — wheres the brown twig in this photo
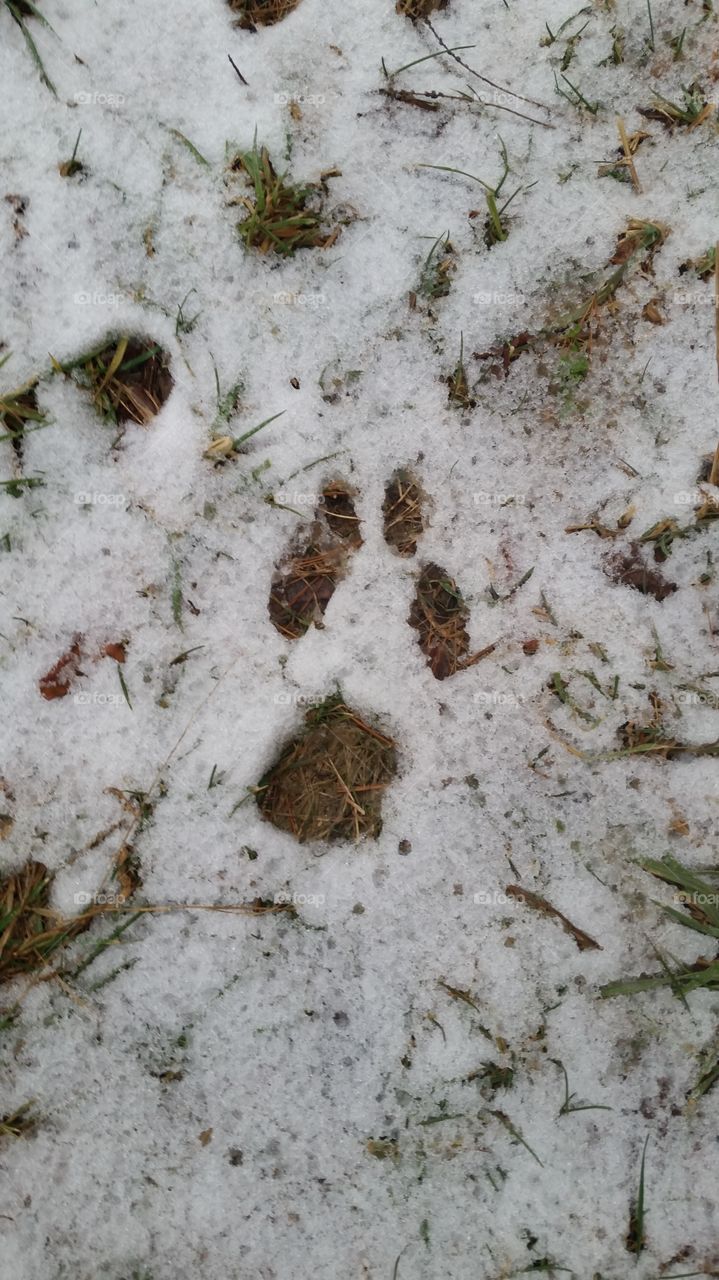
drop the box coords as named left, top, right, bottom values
left=505, top=884, right=602, bottom=951
left=424, top=18, right=552, bottom=115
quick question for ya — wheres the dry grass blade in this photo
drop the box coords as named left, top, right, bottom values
left=616, top=116, right=641, bottom=193
left=605, top=543, right=677, bottom=601
left=0, top=857, right=302, bottom=995
left=383, top=469, right=426, bottom=556
left=0, top=379, right=46, bottom=462
left=505, top=884, right=602, bottom=951
left=447, top=335, right=474, bottom=409
left=256, top=696, right=397, bottom=843
left=227, top=0, right=302, bottom=29
left=0, top=861, right=91, bottom=985
left=0, top=1101, right=37, bottom=1140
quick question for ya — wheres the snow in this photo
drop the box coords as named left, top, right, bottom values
left=1, top=0, right=719, bottom=1276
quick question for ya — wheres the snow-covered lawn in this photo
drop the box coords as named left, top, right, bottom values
left=1, top=0, right=719, bottom=1276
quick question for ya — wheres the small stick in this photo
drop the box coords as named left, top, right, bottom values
left=424, top=18, right=551, bottom=115
left=227, top=53, right=248, bottom=85
left=505, top=884, right=602, bottom=951
left=456, top=640, right=498, bottom=670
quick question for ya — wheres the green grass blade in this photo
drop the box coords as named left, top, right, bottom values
left=6, top=3, right=57, bottom=96
left=232, top=409, right=285, bottom=448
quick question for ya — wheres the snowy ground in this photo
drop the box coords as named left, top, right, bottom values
left=1, top=0, right=719, bottom=1276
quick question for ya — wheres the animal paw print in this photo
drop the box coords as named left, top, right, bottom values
left=258, top=466, right=494, bottom=845
left=268, top=466, right=491, bottom=675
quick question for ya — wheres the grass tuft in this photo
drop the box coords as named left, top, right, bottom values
left=231, top=144, right=339, bottom=256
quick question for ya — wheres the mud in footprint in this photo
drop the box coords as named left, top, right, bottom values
left=257, top=695, right=397, bottom=843
left=268, top=482, right=362, bottom=639
left=410, top=563, right=496, bottom=680
left=382, top=468, right=426, bottom=558
left=58, top=335, right=173, bottom=431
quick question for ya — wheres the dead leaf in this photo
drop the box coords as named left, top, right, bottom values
left=39, top=636, right=85, bottom=700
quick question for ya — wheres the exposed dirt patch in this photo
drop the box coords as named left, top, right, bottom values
left=62, top=336, right=173, bottom=427
left=383, top=469, right=426, bottom=557
left=227, top=0, right=303, bottom=29
left=257, top=696, right=397, bottom=843
left=605, top=544, right=678, bottom=602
